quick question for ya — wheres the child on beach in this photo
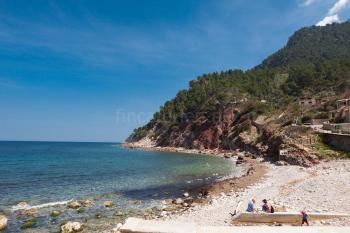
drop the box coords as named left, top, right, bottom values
left=301, top=210, right=309, bottom=226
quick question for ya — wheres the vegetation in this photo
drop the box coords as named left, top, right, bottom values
left=128, top=21, right=350, bottom=142
left=312, top=141, right=350, bottom=159
left=259, top=20, right=350, bottom=68
left=21, top=218, right=37, bottom=229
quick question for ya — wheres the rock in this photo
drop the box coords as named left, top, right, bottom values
left=275, top=160, right=288, bottom=166
left=61, top=221, right=83, bottom=233
left=104, top=200, right=114, bottom=208
left=182, top=203, right=189, bottom=207
left=133, top=200, right=141, bottom=205
left=67, top=201, right=81, bottom=209
left=21, top=218, right=37, bottom=229
left=183, top=192, right=189, bottom=198
left=115, top=211, right=123, bottom=216
left=51, top=210, right=61, bottom=217
left=18, top=208, right=38, bottom=217
left=82, top=199, right=93, bottom=207
left=174, top=198, right=184, bottom=205
left=77, top=208, right=85, bottom=214
left=0, top=214, right=7, bottom=231
left=15, top=201, right=29, bottom=209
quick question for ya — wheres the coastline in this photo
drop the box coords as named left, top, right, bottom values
left=124, top=143, right=350, bottom=227
left=123, top=141, right=241, bottom=158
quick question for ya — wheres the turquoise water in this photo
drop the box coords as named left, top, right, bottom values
left=0, top=141, right=234, bottom=232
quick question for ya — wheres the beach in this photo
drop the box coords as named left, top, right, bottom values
left=164, top=159, right=350, bottom=226
left=123, top=141, right=350, bottom=227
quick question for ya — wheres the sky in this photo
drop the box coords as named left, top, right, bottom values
left=0, top=0, right=350, bottom=142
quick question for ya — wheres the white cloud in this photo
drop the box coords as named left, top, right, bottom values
left=316, top=14, right=340, bottom=25
left=316, top=0, right=349, bottom=26
left=329, top=0, right=349, bottom=15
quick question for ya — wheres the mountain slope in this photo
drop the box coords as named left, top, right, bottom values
left=126, top=21, right=350, bottom=165
left=258, top=21, right=350, bottom=69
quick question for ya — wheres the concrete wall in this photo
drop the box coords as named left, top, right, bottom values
left=321, top=133, right=350, bottom=152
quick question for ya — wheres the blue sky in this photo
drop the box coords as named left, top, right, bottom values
left=1, top=0, right=349, bottom=142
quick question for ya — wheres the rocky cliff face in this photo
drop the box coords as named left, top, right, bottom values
left=127, top=101, right=320, bottom=167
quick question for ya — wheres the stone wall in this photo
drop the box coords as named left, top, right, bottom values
left=321, top=133, right=350, bottom=152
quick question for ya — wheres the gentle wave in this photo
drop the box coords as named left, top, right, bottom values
left=11, top=199, right=72, bottom=211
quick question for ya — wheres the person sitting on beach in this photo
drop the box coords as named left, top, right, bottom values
left=301, top=210, right=309, bottom=226
left=246, top=198, right=255, bottom=212
left=262, top=199, right=274, bottom=213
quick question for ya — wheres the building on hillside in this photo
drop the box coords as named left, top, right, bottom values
left=318, top=97, right=331, bottom=105
left=336, top=98, right=350, bottom=109
left=298, top=97, right=316, bottom=107
left=328, top=98, right=350, bottom=123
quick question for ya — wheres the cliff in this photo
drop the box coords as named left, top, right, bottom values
left=127, top=21, right=350, bottom=166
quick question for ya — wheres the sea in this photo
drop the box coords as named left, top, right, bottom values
left=0, top=141, right=236, bottom=232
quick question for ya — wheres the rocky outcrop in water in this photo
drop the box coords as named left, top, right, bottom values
left=61, top=221, right=83, bottom=233
left=0, top=214, right=7, bottom=231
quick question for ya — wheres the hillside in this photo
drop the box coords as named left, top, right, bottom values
left=126, top=21, right=350, bottom=166
left=258, top=20, right=350, bottom=69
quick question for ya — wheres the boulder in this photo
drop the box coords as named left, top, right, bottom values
left=15, top=201, right=29, bottom=209
left=275, top=160, right=288, bottom=166
left=67, top=201, right=81, bottom=209
left=115, top=211, right=124, bottom=216
left=0, top=214, right=7, bottom=231
left=61, top=221, right=83, bottom=233
left=104, top=200, right=114, bottom=208
left=82, top=199, right=93, bottom=208
left=19, top=208, right=38, bottom=217
left=51, top=210, right=62, bottom=217
left=183, top=192, right=189, bottom=198
left=174, top=198, right=184, bottom=205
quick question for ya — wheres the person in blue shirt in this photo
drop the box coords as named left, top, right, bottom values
left=246, top=198, right=256, bottom=212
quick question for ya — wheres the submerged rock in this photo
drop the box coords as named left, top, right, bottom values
left=67, top=201, right=81, bottom=209
left=19, top=208, right=38, bottom=217
left=51, top=210, right=62, bottom=217
left=104, top=200, right=114, bottom=208
left=82, top=199, right=94, bottom=208
left=15, top=201, right=29, bottom=209
left=61, top=221, right=83, bottom=233
left=21, top=218, right=37, bottom=229
left=0, top=214, right=7, bottom=231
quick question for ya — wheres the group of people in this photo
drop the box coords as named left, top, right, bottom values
left=246, top=198, right=274, bottom=213
left=245, top=198, right=309, bottom=226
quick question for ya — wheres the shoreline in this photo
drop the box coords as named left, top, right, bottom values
left=124, top=145, right=350, bottom=227
left=123, top=142, right=243, bottom=158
